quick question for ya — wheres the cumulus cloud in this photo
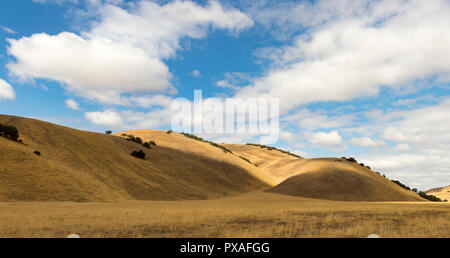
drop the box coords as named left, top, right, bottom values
left=65, top=99, right=80, bottom=110
left=84, top=108, right=175, bottom=130
left=349, top=98, right=450, bottom=189
left=236, top=0, right=450, bottom=112
left=0, top=79, right=16, bottom=100
left=191, top=70, right=201, bottom=77
left=350, top=137, right=386, bottom=147
left=84, top=110, right=124, bottom=127
left=308, top=131, right=344, bottom=149
left=7, top=0, right=253, bottom=105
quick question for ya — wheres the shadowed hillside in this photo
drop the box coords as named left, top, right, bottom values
left=0, top=115, right=268, bottom=201
left=427, top=186, right=450, bottom=202
left=225, top=144, right=424, bottom=202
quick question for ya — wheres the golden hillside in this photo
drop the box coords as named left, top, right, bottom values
left=0, top=115, right=268, bottom=201
left=427, top=186, right=450, bottom=202
left=0, top=115, right=425, bottom=202
left=224, top=144, right=424, bottom=201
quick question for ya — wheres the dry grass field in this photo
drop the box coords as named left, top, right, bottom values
left=0, top=192, right=448, bottom=238
left=1, top=115, right=448, bottom=238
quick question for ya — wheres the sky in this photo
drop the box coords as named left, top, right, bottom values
left=0, top=0, right=449, bottom=190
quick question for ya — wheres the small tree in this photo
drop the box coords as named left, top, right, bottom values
left=105, top=130, right=112, bottom=135
left=34, top=151, right=41, bottom=156
left=131, top=150, right=146, bottom=159
left=0, top=124, right=20, bottom=141
left=412, top=188, right=418, bottom=193
left=143, top=142, right=151, bottom=149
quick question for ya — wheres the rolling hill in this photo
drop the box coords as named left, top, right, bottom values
left=0, top=115, right=425, bottom=202
left=426, top=186, right=450, bottom=202
left=224, top=144, right=424, bottom=201
left=0, top=115, right=268, bottom=201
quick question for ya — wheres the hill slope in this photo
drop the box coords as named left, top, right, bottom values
left=225, top=144, right=424, bottom=202
left=426, top=186, right=450, bottom=201
left=0, top=115, right=269, bottom=201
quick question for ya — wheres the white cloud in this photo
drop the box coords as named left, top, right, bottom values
left=0, top=25, right=16, bottom=34
left=84, top=110, right=124, bottom=127
left=236, top=0, right=450, bottom=112
left=0, top=79, right=15, bottom=100
left=191, top=70, right=201, bottom=77
left=308, top=130, right=344, bottom=148
left=65, top=99, right=80, bottom=110
left=32, top=0, right=79, bottom=4
left=8, top=0, right=253, bottom=105
left=350, top=137, right=386, bottom=147
left=393, top=143, right=410, bottom=152
left=283, top=109, right=356, bottom=130
left=347, top=98, right=450, bottom=189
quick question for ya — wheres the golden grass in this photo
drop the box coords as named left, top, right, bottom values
left=0, top=115, right=268, bottom=201
left=427, top=185, right=450, bottom=202
left=0, top=192, right=448, bottom=238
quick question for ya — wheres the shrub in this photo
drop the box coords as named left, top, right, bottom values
left=346, top=157, right=357, bottom=163
left=34, top=151, right=41, bottom=156
left=131, top=150, right=146, bottom=159
left=246, top=143, right=302, bottom=158
left=412, top=188, right=418, bottom=193
left=149, top=141, right=156, bottom=146
left=105, top=130, right=112, bottom=135
left=126, top=135, right=143, bottom=144
left=365, top=166, right=371, bottom=170
left=142, top=142, right=151, bottom=149
left=239, top=156, right=252, bottom=164
left=391, top=180, right=411, bottom=191
left=0, top=124, right=20, bottom=141
left=166, top=130, right=173, bottom=134
left=418, top=191, right=442, bottom=202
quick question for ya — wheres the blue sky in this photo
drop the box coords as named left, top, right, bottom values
left=0, top=0, right=449, bottom=190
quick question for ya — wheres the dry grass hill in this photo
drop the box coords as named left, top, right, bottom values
left=427, top=186, right=450, bottom=202
left=0, top=115, right=268, bottom=201
left=224, top=144, right=424, bottom=201
left=0, top=115, right=425, bottom=202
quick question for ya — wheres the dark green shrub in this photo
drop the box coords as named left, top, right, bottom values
left=412, top=188, right=418, bottom=193
left=131, top=150, right=146, bottom=159
left=143, top=142, right=151, bottom=149
left=391, top=180, right=411, bottom=191
left=149, top=141, right=156, bottom=146
left=239, top=156, right=252, bottom=164
left=0, top=124, right=19, bottom=141
left=166, top=130, right=173, bottom=134
left=418, top=191, right=442, bottom=202
left=34, top=151, right=41, bottom=156
left=105, top=130, right=112, bottom=135
left=245, top=143, right=302, bottom=158
left=346, top=157, right=357, bottom=163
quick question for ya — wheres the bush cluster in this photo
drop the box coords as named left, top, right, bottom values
left=131, top=150, right=146, bottom=159
left=391, top=180, right=411, bottom=191
left=0, top=123, right=20, bottom=142
left=122, top=134, right=156, bottom=149
left=246, top=143, right=302, bottom=158
left=239, top=156, right=252, bottom=164
left=418, top=191, right=443, bottom=202
left=181, top=132, right=233, bottom=153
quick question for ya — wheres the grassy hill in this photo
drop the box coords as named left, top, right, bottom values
left=427, top=186, right=450, bottom=202
left=0, top=115, right=268, bottom=201
left=224, top=144, right=424, bottom=201
left=0, top=115, right=425, bottom=202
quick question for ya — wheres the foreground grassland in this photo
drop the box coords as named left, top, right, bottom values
left=0, top=192, right=448, bottom=238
